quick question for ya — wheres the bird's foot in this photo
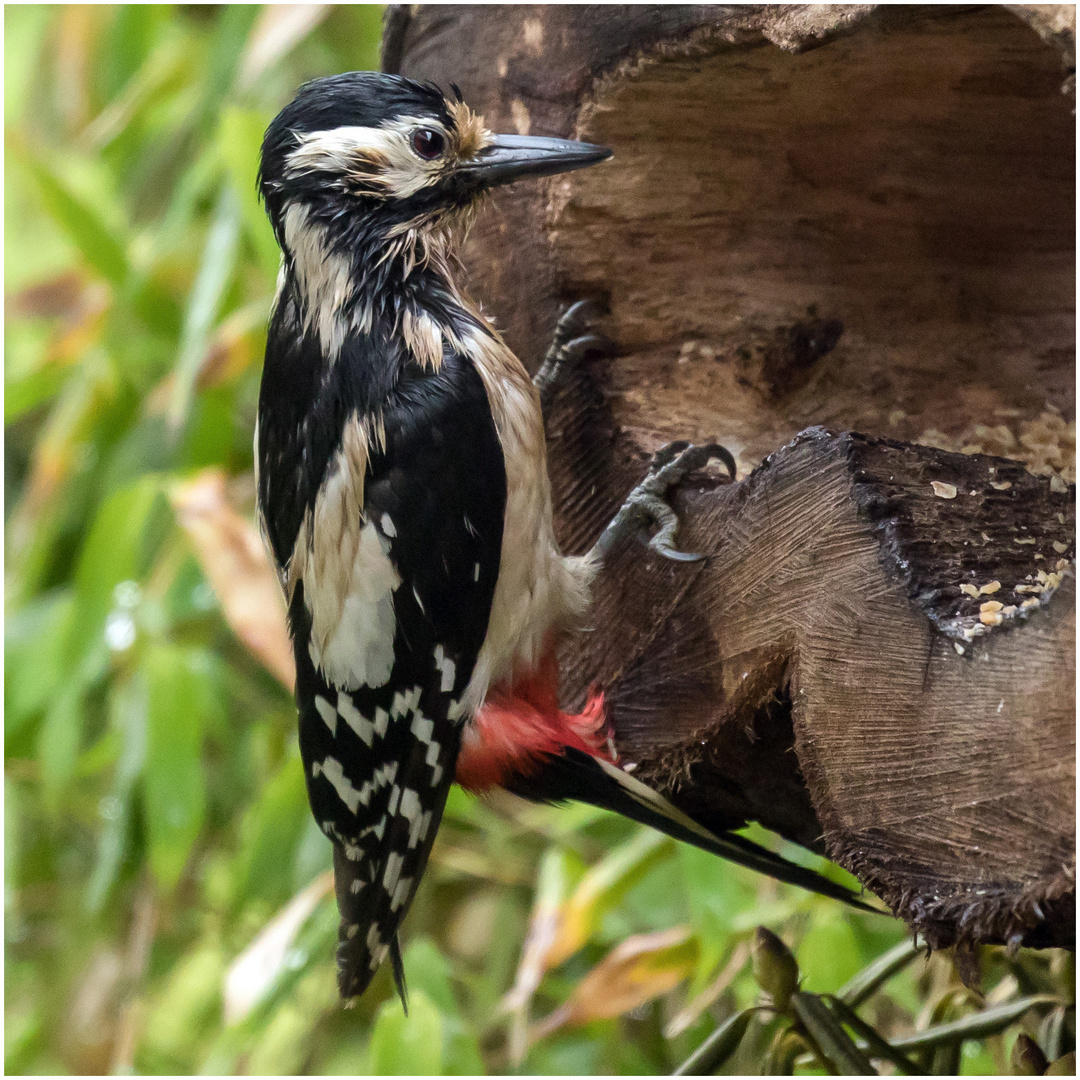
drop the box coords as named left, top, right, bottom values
left=534, top=299, right=614, bottom=418
left=591, top=441, right=737, bottom=563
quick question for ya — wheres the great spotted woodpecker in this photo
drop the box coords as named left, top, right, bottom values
left=256, top=73, right=874, bottom=1006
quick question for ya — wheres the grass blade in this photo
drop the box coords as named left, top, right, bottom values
left=890, top=995, right=1055, bottom=1051
left=792, top=991, right=877, bottom=1075
left=167, top=184, right=241, bottom=430
left=836, top=937, right=924, bottom=1008
left=22, top=155, right=129, bottom=285
left=672, top=1006, right=755, bottom=1075
left=826, top=996, right=919, bottom=1074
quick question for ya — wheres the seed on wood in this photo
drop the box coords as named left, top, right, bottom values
left=978, top=581, right=1001, bottom=595
left=931, top=481, right=957, bottom=498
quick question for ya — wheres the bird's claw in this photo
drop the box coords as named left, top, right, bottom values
left=534, top=300, right=614, bottom=415
left=594, top=441, right=737, bottom=563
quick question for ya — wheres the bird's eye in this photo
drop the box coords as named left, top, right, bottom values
left=411, top=128, right=445, bottom=160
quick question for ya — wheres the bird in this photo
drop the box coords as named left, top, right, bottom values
left=255, top=72, right=877, bottom=1007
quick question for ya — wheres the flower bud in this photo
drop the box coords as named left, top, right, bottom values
left=752, top=926, right=799, bottom=1011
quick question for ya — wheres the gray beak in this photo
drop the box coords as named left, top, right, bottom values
left=457, top=134, right=611, bottom=190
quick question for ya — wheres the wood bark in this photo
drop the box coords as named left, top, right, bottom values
left=385, top=5, right=1076, bottom=949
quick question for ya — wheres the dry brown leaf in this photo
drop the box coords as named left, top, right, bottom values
left=169, top=468, right=294, bottom=690
left=223, top=871, right=333, bottom=1025
left=531, top=926, right=697, bottom=1041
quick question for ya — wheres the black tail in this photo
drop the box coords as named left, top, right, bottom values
left=505, top=748, right=884, bottom=914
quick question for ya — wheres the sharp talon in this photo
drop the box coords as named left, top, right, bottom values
left=652, top=540, right=706, bottom=562
left=697, top=442, right=738, bottom=480
left=650, top=441, right=690, bottom=471
left=561, top=333, right=614, bottom=362
left=537, top=301, right=614, bottom=415
left=557, top=299, right=599, bottom=333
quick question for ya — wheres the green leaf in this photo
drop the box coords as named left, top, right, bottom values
left=5, top=777, right=21, bottom=924
left=199, top=6, right=260, bottom=126
left=140, top=942, right=225, bottom=1071
left=678, top=840, right=756, bottom=971
left=368, top=988, right=444, bottom=1075
left=232, top=759, right=310, bottom=908
left=792, top=991, right=878, bottom=1075
left=795, top=906, right=865, bottom=993
left=401, top=937, right=458, bottom=1016
left=5, top=589, right=73, bottom=739
left=143, top=643, right=209, bottom=890
left=167, top=183, right=242, bottom=429
left=890, top=995, right=1055, bottom=1052
left=673, top=1006, right=756, bottom=1075
left=5, top=364, right=72, bottom=425
left=549, top=829, right=672, bottom=966
left=401, top=938, right=484, bottom=1075
left=4, top=4, right=53, bottom=126
left=95, top=5, right=169, bottom=116
left=218, top=106, right=280, bottom=281
left=836, top=936, right=924, bottom=1008
left=826, top=995, right=920, bottom=1074
left=22, top=153, right=129, bottom=285
left=36, top=684, right=84, bottom=811
left=66, top=474, right=162, bottom=675
left=86, top=672, right=149, bottom=911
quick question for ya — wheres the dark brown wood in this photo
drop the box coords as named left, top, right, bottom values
left=388, top=5, right=1076, bottom=949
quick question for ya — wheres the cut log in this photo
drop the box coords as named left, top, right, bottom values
left=566, top=428, right=1074, bottom=949
left=387, top=4, right=1076, bottom=948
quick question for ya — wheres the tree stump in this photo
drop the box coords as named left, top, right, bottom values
left=385, top=5, right=1076, bottom=949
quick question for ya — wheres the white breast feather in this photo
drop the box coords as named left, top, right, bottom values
left=452, top=323, right=595, bottom=717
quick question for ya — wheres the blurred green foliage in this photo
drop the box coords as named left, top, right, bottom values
left=5, top=5, right=1074, bottom=1075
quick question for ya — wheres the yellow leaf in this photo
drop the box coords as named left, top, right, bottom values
left=546, top=829, right=671, bottom=969
left=533, top=927, right=697, bottom=1039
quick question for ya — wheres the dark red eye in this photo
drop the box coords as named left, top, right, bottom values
left=411, top=128, right=445, bottom=160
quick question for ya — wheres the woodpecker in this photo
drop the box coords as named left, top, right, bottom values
left=256, top=72, right=874, bottom=1006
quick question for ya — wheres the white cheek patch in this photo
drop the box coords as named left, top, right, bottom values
left=285, top=119, right=445, bottom=201
left=282, top=202, right=354, bottom=359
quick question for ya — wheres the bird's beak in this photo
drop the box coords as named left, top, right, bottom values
left=457, top=134, right=611, bottom=189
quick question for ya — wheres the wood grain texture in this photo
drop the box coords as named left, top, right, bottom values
left=389, top=4, right=1075, bottom=948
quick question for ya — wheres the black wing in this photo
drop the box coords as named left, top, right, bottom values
left=286, top=347, right=506, bottom=1001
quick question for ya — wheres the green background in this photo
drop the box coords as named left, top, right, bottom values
left=5, top=5, right=1071, bottom=1074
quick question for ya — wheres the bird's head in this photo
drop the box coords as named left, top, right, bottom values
left=259, top=72, right=610, bottom=267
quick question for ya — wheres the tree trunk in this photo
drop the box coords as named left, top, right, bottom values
left=385, top=4, right=1075, bottom=950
